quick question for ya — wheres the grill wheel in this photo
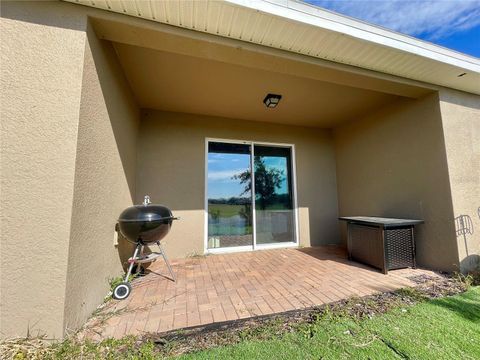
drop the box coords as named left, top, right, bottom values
left=113, top=282, right=132, bottom=300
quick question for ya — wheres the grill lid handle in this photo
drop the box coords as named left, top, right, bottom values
left=143, top=195, right=151, bottom=206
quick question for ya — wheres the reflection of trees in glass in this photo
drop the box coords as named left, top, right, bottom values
left=238, top=203, right=252, bottom=226
left=209, top=208, right=220, bottom=222
left=208, top=197, right=252, bottom=227
left=233, top=157, right=284, bottom=210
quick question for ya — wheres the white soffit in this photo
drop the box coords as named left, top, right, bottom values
left=65, top=0, right=480, bottom=95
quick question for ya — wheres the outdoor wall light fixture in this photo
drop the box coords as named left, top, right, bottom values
left=263, top=93, right=282, bottom=108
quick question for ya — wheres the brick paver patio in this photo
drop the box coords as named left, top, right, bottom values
left=81, top=246, right=437, bottom=340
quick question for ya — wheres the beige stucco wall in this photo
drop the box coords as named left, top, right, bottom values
left=0, top=1, right=87, bottom=338
left=1, top=1, right=140, bottom=338
left=334, top=93, right=459, bottom=271
left=136, top=111, right=340, bottom=259
left=439, top=89, right=480, bottom=272
left=62, top=23, right=140, bottom=332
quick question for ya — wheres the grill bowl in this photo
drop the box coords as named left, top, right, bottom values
left=118, top=204, right=177, bottom=244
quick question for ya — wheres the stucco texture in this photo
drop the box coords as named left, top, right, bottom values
left=136, top=111, right=340, bottom=259
left=1, top=1, right=139, bottom=338
left=439, top=89, right=480, bottom=272
left=63, top=23, right=140, bottom=333
left=334, top=94, right=459, bottom=271
left=1, top=1, right=87, bottom=338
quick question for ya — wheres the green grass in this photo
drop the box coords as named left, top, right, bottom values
left=208, top=203, right=288, bottom=218
left=179, top=287, right=480, bottom=360
left=208, top=204, right=246, bottom=218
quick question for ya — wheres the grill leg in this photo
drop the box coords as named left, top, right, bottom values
left=158, top=241, right=176, bottom=282
left=125, top=243, right=142, bottom=282
left=137, top=245, right=145, bottom=275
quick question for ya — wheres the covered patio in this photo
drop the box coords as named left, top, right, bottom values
left=81, top=246, right=436, bottom=340
left=2, top=0, right=479, bottom=342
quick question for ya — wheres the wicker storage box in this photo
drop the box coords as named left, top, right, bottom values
left=339, top=217, right=423, bottom=274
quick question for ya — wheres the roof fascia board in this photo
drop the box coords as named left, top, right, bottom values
left=226, top=0, right=480, bottom=73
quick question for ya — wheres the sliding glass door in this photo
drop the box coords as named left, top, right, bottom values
left=207, top=142, right=253, bottom=249
left=207, top=140, right=297, bottom=251
left=254, top=145, right=295, bottom=245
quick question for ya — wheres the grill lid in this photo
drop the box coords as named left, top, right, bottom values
left=118, top=204, right=174, bottom=223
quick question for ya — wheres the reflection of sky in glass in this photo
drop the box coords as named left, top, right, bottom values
left=208, top=153, right=288, bottom=199
left=208, top=153, right=250, bottom=199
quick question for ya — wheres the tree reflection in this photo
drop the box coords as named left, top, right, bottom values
left=233, top=157, right=284, bottom=210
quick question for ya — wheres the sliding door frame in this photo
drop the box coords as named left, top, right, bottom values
left=204, top=137, right=300, bottom=254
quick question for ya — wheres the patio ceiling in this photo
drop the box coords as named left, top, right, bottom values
left=65, top=0, right=480, bottom=95
left=113, top=42, right=403, bottom=128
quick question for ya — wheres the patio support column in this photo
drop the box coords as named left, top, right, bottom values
left=438, top=89, right=480, bottom=273
left=334, top=93, right=459, bottom=272
left=1, top=1, right=88, bottom=338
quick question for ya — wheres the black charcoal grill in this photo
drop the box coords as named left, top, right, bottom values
left=113, top=195, right=178, bottom=300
